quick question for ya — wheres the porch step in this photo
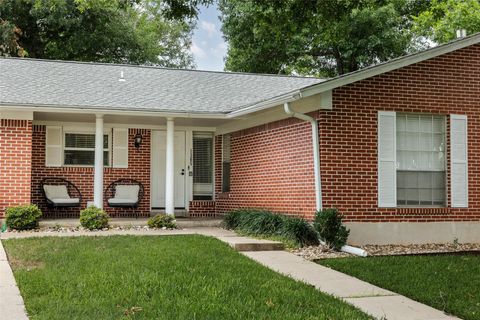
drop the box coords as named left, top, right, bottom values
left=216, top=236, right=284, bottom=252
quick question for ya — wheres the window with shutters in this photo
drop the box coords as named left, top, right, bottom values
left=64, top=133, right=110, bottom=166
left=193, top=132, right=213, bottom=200
left=396, top=114, right=446, bottom=206
left=222, top=134, right=231, bottom=193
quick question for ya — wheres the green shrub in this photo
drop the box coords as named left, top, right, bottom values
left=280, top=216, right=319, bottom=247
left=237, top=210, right=284, bottom=235
left=148, top=214, right=176, bottom=229
left=222, top=210, right=244, bottom=230
left=313, top=208, right=350, bottom=250
left=5, top=205, right=43, bottom=230
left=80, top=206, right=109, bottom=230
left=222, top=209, right=319, bottom=247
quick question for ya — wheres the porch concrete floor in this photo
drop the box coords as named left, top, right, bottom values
left=38, top=217, right=222, bottom=229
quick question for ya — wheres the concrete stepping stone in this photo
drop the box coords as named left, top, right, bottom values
left=216, top=236, right=284, bottom=251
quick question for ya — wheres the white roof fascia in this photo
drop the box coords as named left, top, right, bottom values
left=226, top=90, right=302, bottom=118
left=0, top=104, right=227, bottom=119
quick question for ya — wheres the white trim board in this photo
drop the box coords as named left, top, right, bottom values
left=33, top=121, right=216, bottom=132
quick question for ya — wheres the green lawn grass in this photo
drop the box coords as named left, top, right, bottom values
left=3, top=235, right=371, bottom=320
left=319, top=254, right=480, bottom=320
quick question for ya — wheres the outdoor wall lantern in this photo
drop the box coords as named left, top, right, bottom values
left=134, top=133, right=143, bottom=149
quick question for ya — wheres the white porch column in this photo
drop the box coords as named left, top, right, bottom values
left=165, top=118, right=175, bottom=215
left=93, top=114, right=104, bottom=208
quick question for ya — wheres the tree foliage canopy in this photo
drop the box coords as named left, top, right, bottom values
left=219, top=0, right=428, bottom=77
left=0, top=0, right=212, bottom=67
left=413, top=0, right=480, bottom=44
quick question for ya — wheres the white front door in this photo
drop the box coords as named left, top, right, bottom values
left=151, top=130, right=186, bottom=208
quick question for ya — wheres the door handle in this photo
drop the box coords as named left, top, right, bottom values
left=180, top=169, right=185, bottom=175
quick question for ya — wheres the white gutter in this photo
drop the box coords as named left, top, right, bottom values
left=227, top=91, right=302, bottom=118
left=283, top=102, right=322, bottom=211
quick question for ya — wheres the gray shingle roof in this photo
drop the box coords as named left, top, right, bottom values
left=0, top=58, right=323, bottom=114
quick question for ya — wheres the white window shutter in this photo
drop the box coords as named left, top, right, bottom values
left=450, top=115, right=468, bottom=207
left=113, top=128, right=129, bottom=168
left=378, top=111, right=397, bottom=207
left=45, top=126, right=62, bottom=167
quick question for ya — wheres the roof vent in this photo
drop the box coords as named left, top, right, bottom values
left=456, top=29, right=467, bottom=39
left=119, top=71, right=126, bottom=82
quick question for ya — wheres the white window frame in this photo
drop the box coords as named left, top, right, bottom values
left=63, top=130, right=111, bottom=167
left=221, top=134, right=231, bottom=193
left=192, top=131, right=214, bottom=199
left=395, top=113, right=447, bottom=207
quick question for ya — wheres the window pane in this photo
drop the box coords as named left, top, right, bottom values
left=406, top=115, right=419, bottom=132
left=419, top=188, right=432, bottom=204
left=405, top=171, right=418, bottom=188
left=222, top=162, right=231, bottom=193
left=396, top=114, right=406, bottom=132
left=65, top=133, right=108, bottom=149
left=193, top=135, right=213, bottom=184
left=64, top=150, right=95, bottom=165
left=223, top=134, right=231, bottom=162
left=65, top=133, right=95, bottom=148
left=397, top=188, right=406, bottom=205
left=419, top=115, right=432, bottom=132
left=432, top=117, right=444, bottom=133
left=419, top=133, right=431, bottom=151
left=418, top=172, right=431, bottom=188
left=395, top=114, right=447, bottom=207
left=432, top=134, right=444, bottom=151
left=222, top=134, right=231, bottom=192
left=432, top=188, right=445, bottom=205
left=64, top=150, right=109, bottom=166
left=432, top=171, right=445, bottom=188
left=406, top=188, right=419, bottom=205
left=397, top=171, right=445, bottom=206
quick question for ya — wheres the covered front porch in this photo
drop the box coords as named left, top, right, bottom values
left=30, top=110, right=232, bottom=218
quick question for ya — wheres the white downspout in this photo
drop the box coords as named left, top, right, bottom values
left=284, top=102, right=322, bottom=211
left=284, top=103, right=367, bottom=257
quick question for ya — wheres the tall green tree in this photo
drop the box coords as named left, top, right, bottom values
left=413, top=0, right=480, bottom=44
left=0, top=0, right=211, bottom=67
left=219, top=0, right=424, bottom=77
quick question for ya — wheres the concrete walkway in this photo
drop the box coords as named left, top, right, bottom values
left=0, top=227, right=460, bottom=320
left=0, top=240, right=28, bottom=320
left=244, top=251, right=460, bottom=320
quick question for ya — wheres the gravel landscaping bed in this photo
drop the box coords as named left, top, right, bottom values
left=1, top=225, right=177, bottom=234
left=292, top=244, right=353, bottom=260
left=294, top=242, right=480, bottom=260
left=362, top=243, right=480, bottom=256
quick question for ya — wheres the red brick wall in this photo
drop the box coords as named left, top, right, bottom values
left=0, top=120, right=32, bottom=217
left=216, top=44, right=480, bottom=223
left=31, top=126, right=151, bottom=218
left=320, top=44, right=480, bottom=222
left=189, top=200, right=216, bottom=218
left=215, top=118, right=317, bottom=220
